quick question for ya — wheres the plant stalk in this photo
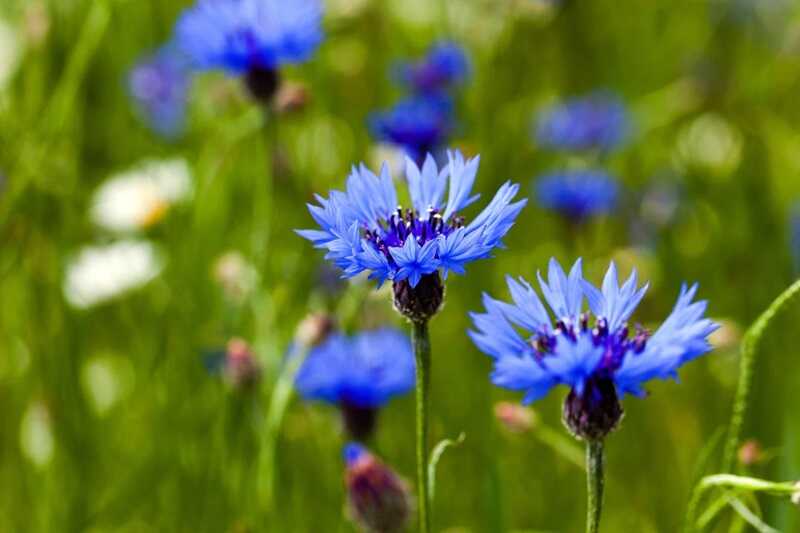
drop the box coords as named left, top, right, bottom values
left=586, top=440, right=605, bottom=533
left=412, top=320, right=432, bottom=533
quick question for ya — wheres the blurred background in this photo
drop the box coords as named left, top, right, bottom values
left=2, top=0, right=800, bottom=531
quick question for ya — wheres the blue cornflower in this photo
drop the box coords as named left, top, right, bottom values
left=536, top=93, right=629, bottom=152
left=295, top=328, right=414, bottom=438
left=175, top=0, right=323, bottom=74
left=535, top=169, right=619, bottom=221
left=396, top=41, right=470, bottom=94
left=128, top=46, right=191, bottom=138
left=297, top=150, right=526, bottom=291
left=369, top=94, right=455, bottom=166
left=469, top=258, right=717, bottom=440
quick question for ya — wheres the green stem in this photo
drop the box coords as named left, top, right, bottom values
left=411, top=320, right=431, bottom=533
left=586, top=440, right=605, bottom=533
left=723, top=278, right=800, bottom=472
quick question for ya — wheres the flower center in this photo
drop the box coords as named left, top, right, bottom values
left=363, top=206, right=464, bottom=260
left=531, top=313, right=650, bottom=375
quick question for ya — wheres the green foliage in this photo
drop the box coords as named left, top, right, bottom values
left=2, top=0, right=800, bottom=532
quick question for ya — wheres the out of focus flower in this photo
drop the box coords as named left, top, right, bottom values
left=23, top=2, right=50, bottom=47
left=212, top=251, right=259, bottom=302
left=675, top=113, right=742, bottom=178
left=0, top=19, right=21, bottom=91
left=738, top=439, right=765, bottom=467
left=175, top=0, right=323, bottom=101
left=396, top=41, right=470, bottom=94
left=20, top=401, right=55, bottom=469
left=494, top=401, right=537, bottom=433
left=470, top=258, right=717, bottom=440
left=792, top=482, right=800, bottom=506
left=536, top=93, right=630, bottom=152
left=223, top=338, right=261, bottom=388
left=294, top=312, right=336, bottom=348
left=91, top=159, right=192, bottom=233
left=273, top=81, right=310, bottom=114
left=369, top=143, right=406, bottom=179
left=81, top=355, right=135, bottom=416
left=344, top=443, right=412, bottom=533
left=534, top=169, right=619, bottom=221
left=369, top=95, right=455, bottom=165
left=708, top=319, right=741, bottom=352
left=295, top=328, right=414, bottom=439
left=64, top=240, right=163, bottom=309
left=128, top=46, right=191, bottom=138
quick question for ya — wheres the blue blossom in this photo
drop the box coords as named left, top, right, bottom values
left=536, top=93, right=630, bottom=152
left=128, top=46, right=191, bottom=138
left=174, top=0, right=323, bottom=75
left=535, top=169, right=619, bottom=220
left=295, top=328, right=415, bottom=409
left=369, top=94, right=455, bottom=165
left=297, top=150, right=527, bottom=288
left=396, top=41, right=470, bottom=93
left=469, top=258, right=718, bottom=405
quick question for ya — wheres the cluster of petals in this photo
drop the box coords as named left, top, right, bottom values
left=470, top=258, right=718, bottom=402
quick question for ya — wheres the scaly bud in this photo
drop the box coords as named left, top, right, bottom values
left=563, top=377, right=623, bottom=442
left=392, top=272, right=444, bottom=323
left=344, top=443, right=412, bottom=533
left=295, top=313, right=336, bottom=349
left=224, top=338, right=261, bottom=389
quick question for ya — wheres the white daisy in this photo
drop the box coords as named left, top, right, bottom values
left=90, top=158, right=192, bottom=233
left=64, top=240, right=163, bottom=309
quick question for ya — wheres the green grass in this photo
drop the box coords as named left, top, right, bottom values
left=2, top=0, right=800, bottom=531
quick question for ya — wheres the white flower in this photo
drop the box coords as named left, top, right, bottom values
left=64, top=240, right=163, bottom=309
left=90, top=158, right=192, bottom=233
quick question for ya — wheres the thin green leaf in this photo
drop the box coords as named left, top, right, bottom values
left=428, top=432, right=466, bottom=502
left=726, top=495, right=779, bottom=533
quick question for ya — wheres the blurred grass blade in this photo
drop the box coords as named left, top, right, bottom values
left=726, top=496, right=779, bottom=533
left=427, top=432, right=465, bottom=502
left=258, top=343, right=309, bottom=510
left=723, top=278, right=800, bottom=472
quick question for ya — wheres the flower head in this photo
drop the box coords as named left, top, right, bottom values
left=175, top=0, right=323, bottom=75
left=344, top=443, right=412, bottom=533
left=91, top=159, right=192, bottom=233
left=536, top=93, right=629, bottom=152
left=396, top=41, right=470, bottom=94
left=295, top=328, right=414, bottom=439
left=64, top=240, right=163, bottom=309
left=298, top=150, right=526, bottom=290
left=535, top=169, right=619, bottom=221
left=469, top=258, right=717, bottom=439
left=369, top=94, right=455, bottom=165
left=128, top=46, right=191, bottom=138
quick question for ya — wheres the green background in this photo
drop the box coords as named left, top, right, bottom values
left=1, top=0, right=799, bottom=531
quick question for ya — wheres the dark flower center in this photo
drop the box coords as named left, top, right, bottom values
left=364, top=206, right=464, bottom=263
left=531, top=313, right=650, bottom=376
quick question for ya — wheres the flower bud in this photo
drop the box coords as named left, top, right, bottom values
left=244, top=66, right=280, bottom=103
left=494, top=401, right=537, bottom=433
left=274, top=82, right=310, bottom=114
left=295, top=313, right=336, bottom=348
left=224, top=338, right=261, bottom=389
left=737, top=439, right=764, bottom=467
left=562, top=378, right=623, bottom=441
left=392, top=272, right=444, bottom=323
left=344, top=443, right=412, bottom=533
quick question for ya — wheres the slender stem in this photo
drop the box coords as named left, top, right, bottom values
left=411, top=320, right=431, bottom=533
left=585, top=440, right=605, bottom=533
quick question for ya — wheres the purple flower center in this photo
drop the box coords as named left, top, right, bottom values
left=363, top=206, right=464, bottom=261
left=531, top=313, right=650, bottom=375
